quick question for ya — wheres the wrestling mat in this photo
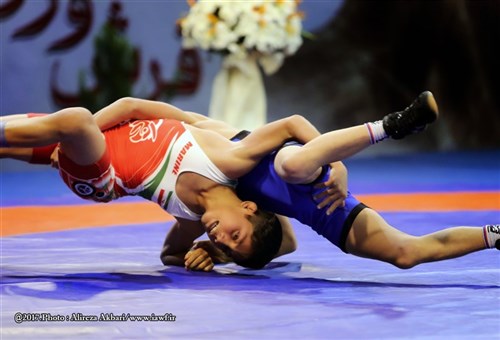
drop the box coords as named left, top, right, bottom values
left=1, top=151, right=499, bottom=339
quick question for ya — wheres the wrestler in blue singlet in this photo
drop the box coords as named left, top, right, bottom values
left=232, top=132, right=367, bottom=252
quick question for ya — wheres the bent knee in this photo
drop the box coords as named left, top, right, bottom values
left=56, top=107, right=94, bottom=136
left=60, top=107, right=93, bottom=125
left=279, top=157, right=306, bottom=183
left=391, top=244, right=420, bottom=269
left=393, top=259, right=416, bottom=270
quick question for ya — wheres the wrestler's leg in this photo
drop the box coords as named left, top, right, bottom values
left=0, top=114, right=30, bottom=122
left=1, top=108, right=104, bottom=165
left=276, top=92, right=438, bottom=183
left=0, top=145, right=59, bottom=167
left=345, top=208, right=487, bottom=269
left=274, top=145, right=324, bottom=183
left=0, top=147, right=33, bottom=162
left=0, top=114, right=48, bottom=162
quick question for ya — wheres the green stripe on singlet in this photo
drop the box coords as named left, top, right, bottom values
left=138, top=133, right=178, bottom=206
left=163, top=191, right=173, bottom=210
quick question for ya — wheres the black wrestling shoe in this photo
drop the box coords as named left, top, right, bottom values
left=383, top=91, right=439, bottom=139
left=485, top=225, right=500, bottom=250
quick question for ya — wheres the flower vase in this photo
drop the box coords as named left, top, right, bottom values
left=209, top=54, right=266, bottom=131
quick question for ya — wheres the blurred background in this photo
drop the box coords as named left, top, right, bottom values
left=1, top=0, right=499, bottom=171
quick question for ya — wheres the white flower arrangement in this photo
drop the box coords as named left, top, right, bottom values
left=179, top=0, right=304, bottom=74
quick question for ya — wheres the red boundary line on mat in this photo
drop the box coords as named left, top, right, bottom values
left=1, top=201, right=173, bottom=237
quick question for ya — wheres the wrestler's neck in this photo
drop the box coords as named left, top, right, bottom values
left=176, top=172, right=239, bottom=214
left=198, top=186, right=242, bottom=215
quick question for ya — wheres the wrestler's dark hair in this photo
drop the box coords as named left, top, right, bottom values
left=232, top=209, right=282, bottom=269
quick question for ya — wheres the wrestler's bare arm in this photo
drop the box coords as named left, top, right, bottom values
left=160, top=218, right=206, bottom=267
left=93, top=97, right=205, bottom=131
left=224, top=115, right=322, bottom=178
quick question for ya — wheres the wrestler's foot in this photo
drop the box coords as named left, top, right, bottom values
left=484, top=225, right=500, bottom=250
left=383, top=91, right=439, bottom=139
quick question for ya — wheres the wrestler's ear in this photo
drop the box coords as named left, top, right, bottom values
left=241, top=201, right=257, bottom=213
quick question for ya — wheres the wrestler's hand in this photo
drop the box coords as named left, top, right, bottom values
left=313, top=163, right=348, bottom=215
left=184, top=245, right=215, bottom=272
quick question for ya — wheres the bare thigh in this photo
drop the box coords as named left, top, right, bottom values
left=5, top=108, right=105, bottom=165
left=345, top=208, right=416, bottom=263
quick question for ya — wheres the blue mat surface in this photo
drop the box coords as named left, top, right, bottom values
left=1, top=152, right=499, bottom=339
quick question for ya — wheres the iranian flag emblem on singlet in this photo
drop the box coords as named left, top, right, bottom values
left=105, top=119, right=185, bottom=191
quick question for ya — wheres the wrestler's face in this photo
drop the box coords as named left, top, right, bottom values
left=201, top=204, right=255, bottom=257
